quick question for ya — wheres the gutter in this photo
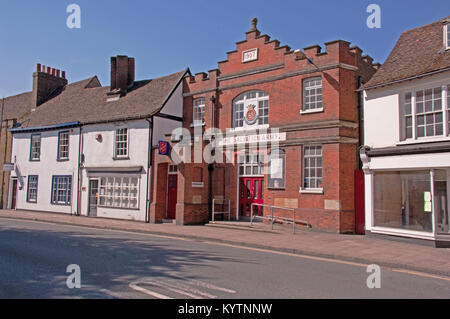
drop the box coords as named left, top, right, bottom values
left=8, top=121, right=80, bottom=133
left=76, top=126, right=83, bottom=216
left=145, top=118, right=153, bottom=223
left=360, top=67, right=450, bottom=91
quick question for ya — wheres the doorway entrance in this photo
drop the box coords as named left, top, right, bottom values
left=88, top=179, right=99, bottom=217
left=11, top=179, right=18, bottom=209
left=239, top=177, right=264, bottom=218
left=435, top=170, right=449, bottom=234
left=166, top=165, right=178, bottom=219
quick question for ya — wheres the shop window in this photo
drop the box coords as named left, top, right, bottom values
left=268, top=149, right=285, bottom=189
left=98, top=176, right=139, bottom=209
left=373, top=170, right=433, bottom=233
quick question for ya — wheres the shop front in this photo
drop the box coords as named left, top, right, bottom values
left=361, top=147, right=450, bottom=246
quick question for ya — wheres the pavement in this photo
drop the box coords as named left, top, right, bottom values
left=0, top=209, right=449, bottom=278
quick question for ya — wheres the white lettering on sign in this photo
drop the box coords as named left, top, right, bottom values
left=218, top=132, right=286, bottom=147
left=242, top=48, right=258, bottom=63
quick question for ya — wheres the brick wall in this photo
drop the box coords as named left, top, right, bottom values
left=155, top=22, right=377, bottom=232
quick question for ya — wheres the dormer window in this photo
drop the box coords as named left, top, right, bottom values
left=445, top=23, right=450, bottom=50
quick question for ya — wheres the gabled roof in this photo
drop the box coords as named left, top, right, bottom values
left=13, top=69, right=188, bottom=130
left=364, top=16, right=450, bottom=90
left=1, top=91, right=32, bottom=123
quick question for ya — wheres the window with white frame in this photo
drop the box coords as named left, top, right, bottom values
left=27, top=175, right=38, bottom=203
left=401, top=85, right=448, bottom=140
left=445, top=24, right=450, bottom=49
left=447, top=85, right=450, bottom=132
left=98, top=176, right=139, bottom=209
left=233, top=90, right=269, bottom=128
left=57, top=131, right=69, bottom=160
left=268, top=149, right=285, bottom=189
left=238, top=154, right=265, bottom=176
left=51, top=176, right=72, bottom=205
left=416, top=88, right=443, bottom=137
left=258, top=98, right=269, bottom=125
left=115, top=128, right=128, bottom=158
left=234, top=102, right=244, bottom=128
left=303, top=77, right=322, bottom=111
left=193, top=98, right=205, bottom=125
left=30, top=134, right=41, bottom=161
left=302, top=145, right=322, bottom=190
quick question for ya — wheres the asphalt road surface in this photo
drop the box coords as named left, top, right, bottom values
left=0, top=218, right=448, bottom=299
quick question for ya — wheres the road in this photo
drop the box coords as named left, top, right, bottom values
left=0, top=218, right=448, bottom=299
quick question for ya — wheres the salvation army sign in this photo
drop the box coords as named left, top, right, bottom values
left=158, top=141, right=170, bottom=156
left=244, top=104, right=258, bottom=125
left=218, top=132, right=286, bottom=147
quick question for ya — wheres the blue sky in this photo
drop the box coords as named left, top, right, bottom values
left=0, top=0, right=449, bottom=97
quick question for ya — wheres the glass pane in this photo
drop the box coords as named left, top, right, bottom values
left=373, top=171, right=433, bottom=233
left=435, top=169, right=449, bottom=234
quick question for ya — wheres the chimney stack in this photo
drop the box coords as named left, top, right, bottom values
left=32, top=63, right=68, bottom=108
left=110, top=55, right=135, bottom=93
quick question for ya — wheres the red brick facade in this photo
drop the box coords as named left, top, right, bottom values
left=151, top=20, right=378, bottom=233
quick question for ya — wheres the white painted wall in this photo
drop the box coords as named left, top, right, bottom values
left=363, top=71, right=450, bottom=239
left=364, top=70, right=450, bottom=148
left=160, top=81, right=183, bottom=118
left=10, top=128, right=80, bottom=214
left=152, top=116, right=182, bottom=148
left=9, top=77, right=184, bottom=222
left=79, top=120, right=150, bottom=221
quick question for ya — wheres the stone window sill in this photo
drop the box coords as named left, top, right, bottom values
left=299, top=188, right=324, bottom=194
left=300, top=107, right=324, bottom=115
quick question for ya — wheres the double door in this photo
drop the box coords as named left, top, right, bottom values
left=239, top=177, right=264, bottom=218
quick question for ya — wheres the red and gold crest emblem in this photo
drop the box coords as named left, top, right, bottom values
left=245, top=104, right=258, bottom=125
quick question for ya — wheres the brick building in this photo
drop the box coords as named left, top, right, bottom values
left=0, top=91, right=32, bottom=209
left=151, top=19, right=379, bottom=233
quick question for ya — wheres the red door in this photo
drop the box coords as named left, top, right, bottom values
left=239, top=177, right=264, bottom=218
left=354, top=170, right=365, bottom=235
left=167, top=175, right=177, bottom=219
left=11, top=179, right=18, bottom=209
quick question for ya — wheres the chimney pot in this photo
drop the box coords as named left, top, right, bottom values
left=110, top=55, right=135, bottom=92
left=32, top=63, right=68, bottom=108
left=62, top=71, right=66, bottom=79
